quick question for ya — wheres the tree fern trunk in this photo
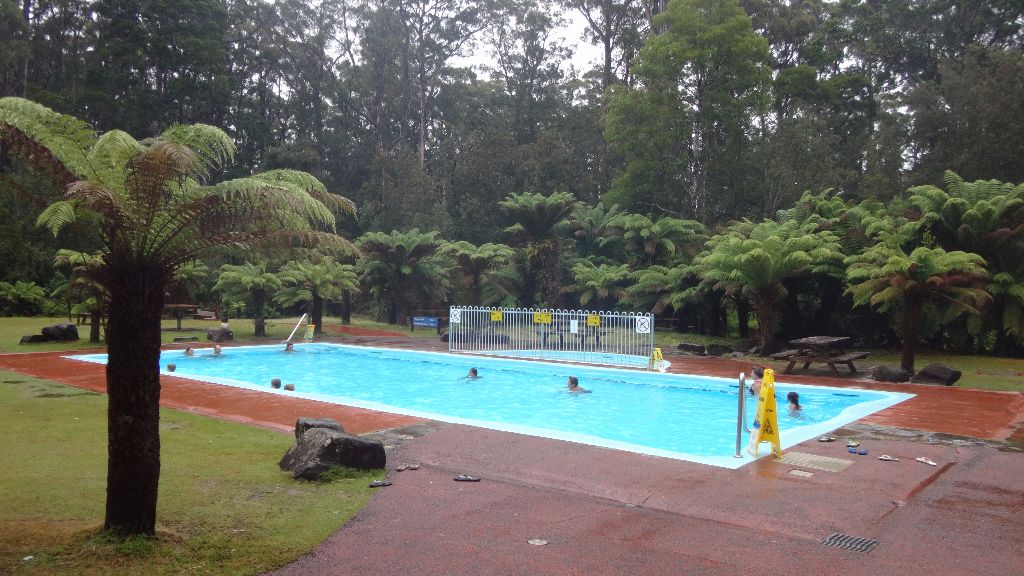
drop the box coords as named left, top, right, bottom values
left=103, top=265, right=165, bottom=537
left=89, top=308, right=102, bottom=343
left=311, top=293, right=323, bottom=336
left=253, top=292, right=265, bottom=337
left=900, top=299, right=922, bottom=373
left=340, top=290, right=351, bottom=325
left=736, top=296, right=750, bottom=338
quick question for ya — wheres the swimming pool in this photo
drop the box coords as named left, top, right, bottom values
left=69, top=343, right=913, bottom=468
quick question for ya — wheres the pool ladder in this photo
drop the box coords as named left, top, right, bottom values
left=734, top=373, right=751, bottom=458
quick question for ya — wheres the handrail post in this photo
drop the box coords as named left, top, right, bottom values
left=284, top=313, right=308, bottom=343
left=734, top=372, right=746, bottom=458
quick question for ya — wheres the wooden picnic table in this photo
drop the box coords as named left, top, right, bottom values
left=770, top=336, right=869, bottom=375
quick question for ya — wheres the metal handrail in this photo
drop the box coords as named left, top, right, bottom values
left=284, top=313, right=308, bottom=343
left=734, top=372, right=749, bottom=458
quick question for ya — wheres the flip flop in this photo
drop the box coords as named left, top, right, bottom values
left=454, top=474, right=481, bottom=482
left=817, top=436, right=836, bottom=442
left=915, top=457, right=937, bottom=466
left=857, top=449, right=868, bottom=455
left=407, top=463, right=421, bottom=470
left=848, top=447, right=857, bottom=453
left=368, top=480, right=392, bottom=488
left=846, top=441, right=860, bottom=448
left=878, top=455, right=899, bottom=461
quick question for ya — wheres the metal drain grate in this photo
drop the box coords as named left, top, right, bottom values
left=822, top=533, right=880, bottom=553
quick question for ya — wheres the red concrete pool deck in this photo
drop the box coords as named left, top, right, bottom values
left=3, top=340, right=1024, bottom=576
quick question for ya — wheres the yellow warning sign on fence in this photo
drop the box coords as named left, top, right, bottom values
left=586, top=314, right=601, bottom=327
left=533, top=312, right=553, bottom=324
left=303, top=324, right=315, bottom=342
left=747, top=368, right=782, bottom=458
left=490, top=310, right=503, bottom=322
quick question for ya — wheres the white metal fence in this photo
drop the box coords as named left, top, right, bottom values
left=447, top=306, right=655, bottom=368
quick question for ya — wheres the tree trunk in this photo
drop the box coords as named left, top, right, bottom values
left=311, top=293, right=323, bottom=336
left=736, top=296, right=750, bottom=338
left=103, top=265, right=166, bottom=537
left=900, top=298, right=922, bottom=373
left=340, top=290, right=351, bottom=325
left=253, top=292, right=266, bottom=337
left=89, top=308, right=102, bottom=344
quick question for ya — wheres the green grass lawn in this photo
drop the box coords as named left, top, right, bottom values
left=0, top=369, right=382, bottom=575
left=0, top=315, right=417, bottom=355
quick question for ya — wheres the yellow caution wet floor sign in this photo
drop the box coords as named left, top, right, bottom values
left=747, top=368, right=782, bottom=458
left=303, top=324, right=315, bottom=342
left=648, top=347, right=665, bottom=371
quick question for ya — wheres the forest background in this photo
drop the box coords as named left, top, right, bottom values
left=1, top=0, right=1023, bottom=358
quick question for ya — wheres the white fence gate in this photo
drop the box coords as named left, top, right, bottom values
left=447, top=306, right=655, bottom=368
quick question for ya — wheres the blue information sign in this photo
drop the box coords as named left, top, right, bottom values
left=412, top=316, right=439, bottom=328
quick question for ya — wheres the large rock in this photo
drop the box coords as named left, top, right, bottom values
left=41, top=323, right=79, bottom=341
left=676, top=342, right=706, bottom=355
left=20, top=334, right=48, bottom=344
left=279, top=428, right=386, bottom=479
left=871, top=365, right=911, bottom=383
left=704, top=343, right=735, bottom=357
left=207, top=328, right=233, bottom=342
left=911, top=364, right=962, bottom=386
left=294, top=417, right=344, bottom=439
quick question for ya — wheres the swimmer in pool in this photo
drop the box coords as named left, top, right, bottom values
left=567, top=376, right=590, bottom=394
left=787, top=391, right=801, bottom=412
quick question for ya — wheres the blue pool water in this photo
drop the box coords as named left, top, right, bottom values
left=69, top=343, right=913, bottom=468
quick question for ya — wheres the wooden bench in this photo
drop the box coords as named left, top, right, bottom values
left=770, top=349, right=799, bottom=360
left=782, top=351, right=869, bottom=375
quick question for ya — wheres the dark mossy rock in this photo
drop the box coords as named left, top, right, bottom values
left=294, top=417, right=344, bottom=439
left=910, top=364, right=962, bottom=386
left=704, top=343, right=735, bottom=357
left=279, top=428, right=386, bottom=479
left=20, top=334, right=48, bottom=344
left=871, top=365, right=911, bottom=383
left=207, top=328, right=233, bottom=342
left=41, top=323, right=78, bottom=341
left=677, top=342, right=706, bottom=355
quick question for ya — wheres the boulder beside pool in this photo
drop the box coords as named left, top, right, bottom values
left=910, top=364, right=962, bottom=386
left=279, top=428, right=385, bottom=479
left=294, top=417, right=344, bottom=439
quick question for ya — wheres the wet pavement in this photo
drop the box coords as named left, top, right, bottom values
left=2, top=339, right=1023, bottom=576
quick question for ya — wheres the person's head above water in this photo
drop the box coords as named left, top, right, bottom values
left=787, top=391, right=800, bottom=409
left=569, top=375, right=593, bottom=391
left=752, top=366, right=765, bottom=379
left=467, top=367, right=478, bottom=378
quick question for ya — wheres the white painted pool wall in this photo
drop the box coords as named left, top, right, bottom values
left=448, top=306, right=655, bottom=368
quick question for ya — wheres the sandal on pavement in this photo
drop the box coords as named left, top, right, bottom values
left=878, top=455, right=899, bottom=461
left=454, top=474, right=481, bottom=482
left=915, top=457, right=937, bottom=466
